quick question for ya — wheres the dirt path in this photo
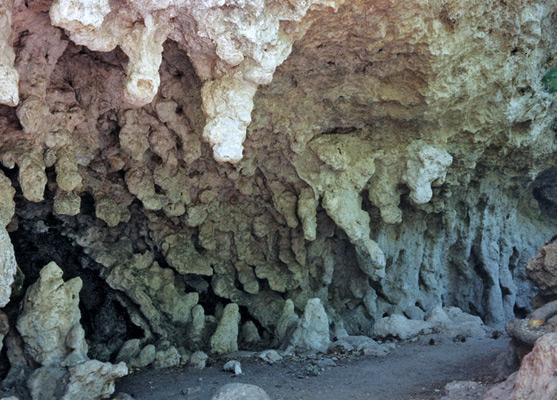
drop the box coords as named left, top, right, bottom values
left=115, top=337, right=507, bottom=400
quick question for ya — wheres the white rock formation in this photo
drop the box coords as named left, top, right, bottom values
left=289, top=298, right=330, bottom=352
left=27, top=360, right=128, bottom=400
left=0, top=227, right=17, bottom=308
left=0, top=0, right=554, bottom=372
left=16, top=262, right=88, bottom=366
left=373, top=314, right=433, bottom=341
left=402, top=142, right=453, bottom=205
left=0, top=171, right=17, bottom=307
left=0, top=0, right=19, bottom=106
left=64, top=360, right=128, bottom=400
left=49, top=0, right=345, bottom=162
left=210, top=303, right=241, bottom=355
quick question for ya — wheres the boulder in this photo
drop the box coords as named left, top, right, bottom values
left=128, top=345, right=156, bottom=369
left=189, top=351, right=208, bottom=370
left=373, top=314, right=433, bottom=340
left=427, top=307, right=491, bottom=338
left=63, top=360, right=128, bottom=400
left=527, top=238, right=557, bottom=299
left=223, top=360, right=242, bottom=375
left=440, top=381, right=487, bottom=400
left=211, top=383, right=271, bottom=400
left=484, top=332, right=557, bottom=400
left=154, top=345, right=181, bottom=369
left=27, top=360, right=127, bottom=400
left=257, top=350, right=283, bottom=364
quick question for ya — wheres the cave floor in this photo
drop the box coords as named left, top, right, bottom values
left=115, top=337, right=507, bottom=400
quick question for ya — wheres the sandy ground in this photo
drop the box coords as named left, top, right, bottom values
left=115, top=337, right=508, bottom=400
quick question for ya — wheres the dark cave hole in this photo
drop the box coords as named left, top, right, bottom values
left=513, top=304, right=530, bottom=319
left=321, top=126, right=357, bottom=135
left=80, top=191, right=96, bottom=215
left=237, top=305, right=269, bottom=349
left=500, top=285, right=512, bottom=297
left=533, top=166, right=557, bottom=219
left=8, top=211, right=143, bottom=362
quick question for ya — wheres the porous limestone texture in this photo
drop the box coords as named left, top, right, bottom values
left=0, top=170, right=16, bottom=307
left=210, top=303, right=241, bottom=355
left=63, top=360, right=128, bottom=400
left=527, top=235, right=557, bottom=299
left=483, top=332, right=557, bottom=400
left=0, top=0, right=18, bottom=106
left=27, top=360, right=128, bottom=400
left=16, top=262, right=88, bottom=367
left=0, top=0, right=555, bottom=371
left=0, top=226, right=17, bottom=308
left=48, top=0, right=345, bottom=162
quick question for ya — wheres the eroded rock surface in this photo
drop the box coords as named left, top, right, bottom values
left=484, top=332, right=557, bottom=400
left=0, top=1, right=555, bottom=398
left=16, top=262, right=87, bottom=367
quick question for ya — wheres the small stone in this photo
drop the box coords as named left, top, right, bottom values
left=115, top=339, right=141, bottom=363
left=190, top=351, right=208, bottom=370
left=182, top=386, right=201, bottom=396
left=223, top=360, right=242, bottom=375
left=329, top=340, right=354, bottom=353
left=154, top=346, right=181, bottom=369
left=257, top=350, right=283, bottom=364
left=312, top=358, right=336, bottom=368
left=129, top=344, right=155, bottom=369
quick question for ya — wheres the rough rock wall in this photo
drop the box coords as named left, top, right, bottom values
left=0, top=0, right=555, bottom=363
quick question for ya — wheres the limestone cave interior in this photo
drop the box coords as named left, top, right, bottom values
left=0, top=0, right=555, bottom=399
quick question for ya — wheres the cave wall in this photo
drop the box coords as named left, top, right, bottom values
left=0, top=0, right=555, bottom=361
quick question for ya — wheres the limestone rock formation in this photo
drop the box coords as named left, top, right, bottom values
left=373, top=314, right=434, bottom=341
left=16, top=262, right=88, bottom=366
left=63, top=360, right=128, bottom=400
left=0, top=2, right=554, bottom=396
left=289, top=298, right=330, bottom=352
left=0, top=226, right=16, bottom=308
left=0, top=0, right=18, bottom=107
left=527, top=235, right=557, bottom=299
left=210, top=303, right=241, bottom=355
left=27, top=360, right=128, bottom=400
left=373, top=307, right=492, bottom=341
left=484, top=332, right=557, bottom=400
left=48, top=0, right=345, bottom=162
